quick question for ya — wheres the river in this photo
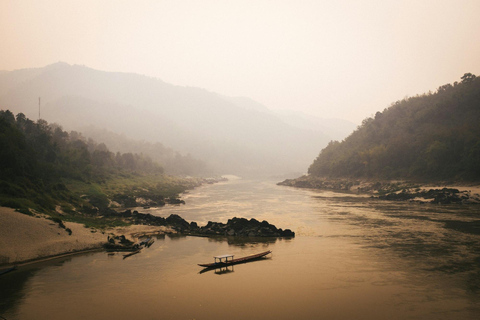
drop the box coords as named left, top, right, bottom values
left=1, top=177, right=480, bottom=319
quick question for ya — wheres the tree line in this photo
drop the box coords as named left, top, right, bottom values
left=308, top=73, right=480, bottom=181
left=0, top=110, right=164, bottom=182
left=0, top=110, right=165, bottom=212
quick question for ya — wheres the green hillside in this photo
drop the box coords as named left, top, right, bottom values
left=0, top=110, right=202, bottom=220
left=308, top=73, right=480, bottom=181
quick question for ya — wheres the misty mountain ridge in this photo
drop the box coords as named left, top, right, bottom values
left=223, top=96, right=356, bottom=141
left=0, top=62, right=347, bottom=176
left=272, top=109, right=356, bottom=142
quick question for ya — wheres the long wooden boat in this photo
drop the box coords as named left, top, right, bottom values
left=198, top=250, right=271, bottom=268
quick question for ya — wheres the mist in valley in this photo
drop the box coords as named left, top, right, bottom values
left=0, top=62, right=354, bottom=177
left=2, top=1, right=479, bottom=178
left=2, top=2, right=480, bottom=320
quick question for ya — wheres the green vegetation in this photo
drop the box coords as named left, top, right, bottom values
left=308, top=73, right=480, bottom=182
left=0, top=111, right=203, bottom=223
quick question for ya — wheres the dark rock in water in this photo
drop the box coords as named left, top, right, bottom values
left=166, top=214, right=191, bottom=231
left=281, top=229, right=295, bottom=237
left=278, top=176, right=359, bottom=191
left=108, top=210, right=295, bottom=238
left=104, top=234, right=136, bottom=251
left=193, top=217, right=294, bottom=238
left=378, top=191, right=415, bottom=201
left=378, top=187, right=469, bottom=204
left=118, top=235, right=131, bottom=244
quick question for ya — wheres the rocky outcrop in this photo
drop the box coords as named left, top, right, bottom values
left=194, top=217, right=295, bottom=238
left=104, top=235, right=136, bottom=251
left=279, top=176, right=480, bottom=204
left=378, top=188, right=476, bottom=204
left=278, top=176, right=359, bottom=191
left=108, top=211, right=295, bottom=238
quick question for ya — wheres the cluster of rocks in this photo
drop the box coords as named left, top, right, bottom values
left=104, top=234, right=155, bottom=251
left=278, top=176, right=359, bottom=191
left=192, top=217, right=295, bottom=238
left=377, top=188, right=478, bottom=204
left=49, top=217, right=73, bottom=235
left=106, top=210, right=295, bottom=238
left=104, top=235, right=135, bottom=251
left=279, top=176, right=480, bottom=205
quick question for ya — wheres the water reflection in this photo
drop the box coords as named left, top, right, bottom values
left=213, top=266, right=234, bottom=275
left=199, top=265, right=235, bottom=275
left=314, top=193, right=480, bottom=296
left=166, top=233, right=285, bottom=248
left=204, top=235, right=280, bottom=247
left=0, top=255, right=89, bottom=318
left=0, top=268, right=31, bottom=317
left=2, top=179, right=480, bottom=319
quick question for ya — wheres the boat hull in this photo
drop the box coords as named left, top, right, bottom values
left=198, top=250, right=271, bottom=268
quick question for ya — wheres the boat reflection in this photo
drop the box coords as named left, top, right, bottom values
left=215, top=266, right=234, bottom=275
left=199, top=265, right=234, bottom=275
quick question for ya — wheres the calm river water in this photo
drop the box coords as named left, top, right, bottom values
left=1, top=177, right=480, bottom=319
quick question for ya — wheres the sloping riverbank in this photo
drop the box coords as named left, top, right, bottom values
left=0, top=207, right=173, bottom=266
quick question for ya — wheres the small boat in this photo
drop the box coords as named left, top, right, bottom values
left=198, top=250, right=272, bottom=268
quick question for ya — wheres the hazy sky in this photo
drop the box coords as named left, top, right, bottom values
left=1, top=0, right=480, bottom=124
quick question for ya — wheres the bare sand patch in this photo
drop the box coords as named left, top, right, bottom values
left=0, top=207, right=173, bottom=265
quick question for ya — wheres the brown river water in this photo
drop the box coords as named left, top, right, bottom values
left=1, top=177, right=480, bottom=319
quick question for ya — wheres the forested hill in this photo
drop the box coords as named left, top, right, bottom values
left=0, top=110, right=201, bottom=215
left=308, top=73, right=480, bottom=181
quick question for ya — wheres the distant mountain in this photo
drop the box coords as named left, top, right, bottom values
left=0, top=62, right=334, bottom=176
left=308, top=73, right=480, bottom=181
left=222, top=96, right=271, bottom=113
left=224, top=97, right=356, bottom=141
left=272, top=109, right=356, bottom=142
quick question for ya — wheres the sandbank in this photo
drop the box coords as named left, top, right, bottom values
left=0, top=207, right=172, bottom=266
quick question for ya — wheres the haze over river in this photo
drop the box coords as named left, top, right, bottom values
left=2, top=178, right=480, bottom=319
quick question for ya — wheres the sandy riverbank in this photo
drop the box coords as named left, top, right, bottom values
left=0, top=207, right=173, bottom=266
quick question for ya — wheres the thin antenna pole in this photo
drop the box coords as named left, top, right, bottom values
left=38, top=97, right=41, bottom=120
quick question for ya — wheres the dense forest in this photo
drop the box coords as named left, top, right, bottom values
left=308, top=73, right=480, bottom=181
left=0, top=110, right=201, bottom=216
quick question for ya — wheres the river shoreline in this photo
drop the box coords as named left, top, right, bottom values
left=0, top=207, right=176, bottom=267
left=278, top=175, right=480, bottom=204
left=0, top=205, right=294, bottom=267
